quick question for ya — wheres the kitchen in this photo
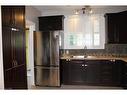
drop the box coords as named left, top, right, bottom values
left=1, top=6, right=127, bottom=89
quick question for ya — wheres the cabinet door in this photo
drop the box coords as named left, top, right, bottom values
left=117, top=13, right=127, bottom=43
left=12, top=64, right=27, bottom=89
left=105, top=14, right=119, bottom=43
left=122, top=61, right=127, bottom=88
left=12, top=30, right=26, bottom=66
left=68, top=60, right=85, bottom=84
left=2, top=26, right=12, bottom=70
left=13, top=6, right=25, bottom=29
left=1, top=6, right=25, bottom=29
left=60, top=60, right=70, bottom=84
left=4, top=65, right=27, bottom=89
left=105, top=12, right=127, bottom=44
left=85, top=60, right=101, bottom=84
left=1, top=6, right=13, bottom=26
left=100, top=60, right=114, bottom=85
left=4, top=69, right=13, bottom=89
left=39, top=15, right=64, bottom=31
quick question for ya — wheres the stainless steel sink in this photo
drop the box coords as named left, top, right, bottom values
left=71, top=55, right=97, bottom=59
left=72, top=55, right=85, bottom=59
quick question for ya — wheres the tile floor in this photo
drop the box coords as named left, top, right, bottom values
left=30, top=85, right=122, bottom=89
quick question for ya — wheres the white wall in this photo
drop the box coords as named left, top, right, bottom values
left=26, top=21, right=35, bottom=87
left=26, top=6, right=41, bottom=31
left=0, top=7, right=4, bottom=89
left=25, top=6, right=41, bottom=87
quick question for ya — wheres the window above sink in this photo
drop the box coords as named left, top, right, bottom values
left=63, top=14, right=105, bottom=49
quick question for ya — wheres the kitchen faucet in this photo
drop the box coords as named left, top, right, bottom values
left=84, top=45, right=87, bottom=58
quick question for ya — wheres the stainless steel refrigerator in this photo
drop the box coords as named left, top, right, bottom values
left=34, top=31, right=60, bottom=86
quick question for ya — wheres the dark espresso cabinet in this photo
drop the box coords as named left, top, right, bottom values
left=68, top=60, right=86, bottom=84
left=2, top=6, right=25, bottom=29
left=105, top=11, right=127, bottom=44
left=61, top=59, right=123, bottom=86
left=100, top=60, right=122, bottom=86
left=85, top=60, right=101, bottom=84
left=122, top=62, right=127, bottom=88
left=5, top=65, right=27, bottom=89
left=105, top=13, right=118, bottom=43
left=39, top=15, right=64, bottom=31
left=2, top=6, right=27, bottom=89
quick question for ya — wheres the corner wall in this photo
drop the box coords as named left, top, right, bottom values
left=26, top=6, right=41, bottom=31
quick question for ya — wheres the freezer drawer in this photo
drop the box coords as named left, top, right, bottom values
left=35, top=66, right=60, bottom=86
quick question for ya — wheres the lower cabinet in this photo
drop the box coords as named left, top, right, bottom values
left=60, top=59, right=123, bottom=87
left=122, top=62, right=127, bottom=88
left=85, top=60, right=101, bottom=85
left=68, top=60, right=86, bottom=84
left=4, top=64, right=27, bottom=89
left=100, top=60, right=114, bottom=86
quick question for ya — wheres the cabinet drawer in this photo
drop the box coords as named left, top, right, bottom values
left=101, top=66, right=112, bottom=70
left=101, top=71, right=112, bottom=75
left=70, top=60, right=85, bottom=64
left=101, top=78, right=113, bottom=83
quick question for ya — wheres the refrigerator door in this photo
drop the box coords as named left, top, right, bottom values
left=35, top=66, right=60, bottom=86
left=50, top=31, right=59, bottom=66
left=34, top=31, right=59, bottom=66
left=34, top=31, right=50, bottom=66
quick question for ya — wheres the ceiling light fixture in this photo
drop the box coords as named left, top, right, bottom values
left=74, top=6, right=93, bottom=15
left=89, top=8, right=93, bottom=14
left=82, top=6, right=93, bottom=14
left=75, top=10, right=79, bottom=15
left=82, top=8, right=86, bottom=14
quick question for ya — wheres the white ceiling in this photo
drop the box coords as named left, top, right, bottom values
left=33, top=6, right=127, bottom=15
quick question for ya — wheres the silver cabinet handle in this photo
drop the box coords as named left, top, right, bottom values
left=12, top=60, right=15, bottom=67
left=12, top=60, right=18, bottom=67
left=14, top=60, right=16, bottom=67
left=81, top=64, right=88, bottom=67
left=85, top=64, right=88, bottom=67
left=14, top=60, right=18, bottom=66
left=11, top=28, right=19, bottom=32
left=15, top=60, right=18, bottom=66
left=81, top=64, right=84, bottom=67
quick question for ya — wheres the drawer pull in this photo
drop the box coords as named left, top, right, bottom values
left=85, top=64, right=88, bottom=67
left=81, top=64, right=84, bottom=67
left=81, top=64, right=88, bottom=67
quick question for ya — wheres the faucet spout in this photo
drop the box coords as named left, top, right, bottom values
left=84, top=45, right=87, bottom=58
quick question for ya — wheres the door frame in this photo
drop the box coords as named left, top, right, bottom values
left=0, top=6, right=4, bottom=89
left=26, top=20, right=35, bottom=88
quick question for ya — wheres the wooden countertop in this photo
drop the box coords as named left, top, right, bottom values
left=60, top=56, right=127, bottom=62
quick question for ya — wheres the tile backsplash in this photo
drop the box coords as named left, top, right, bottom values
left=105, top=44, right=127, bottom=54
left=60, top=44, right=127, bottom=57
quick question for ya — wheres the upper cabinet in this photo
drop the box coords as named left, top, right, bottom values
left=105, top=11, right=127, bottom=44
left=2, top=6, right=25, bottom=30
left=39, top=15, right=64, bottom=31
